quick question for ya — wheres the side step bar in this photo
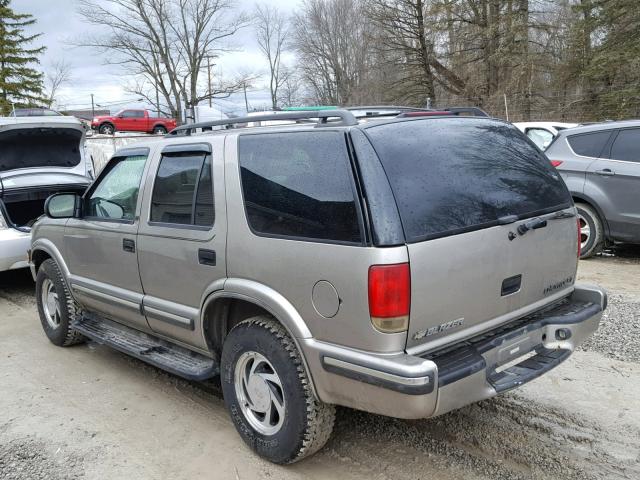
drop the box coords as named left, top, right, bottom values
left=72, top=314, right=219, bottom=381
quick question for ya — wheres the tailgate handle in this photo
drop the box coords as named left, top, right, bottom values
left=501, top=275, right=522, bottom=296
left=517, top=218, right=547, bottom=235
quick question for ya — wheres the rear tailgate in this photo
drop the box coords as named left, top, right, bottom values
left=362, top=117, right=577, bottom=354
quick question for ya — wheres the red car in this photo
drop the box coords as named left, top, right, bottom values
left=91, top=109, right=177, bottom=135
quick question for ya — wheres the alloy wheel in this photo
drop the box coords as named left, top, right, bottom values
left=234, top=351, right=286, bottom=436
left=41, top=278, right=61, bottom=329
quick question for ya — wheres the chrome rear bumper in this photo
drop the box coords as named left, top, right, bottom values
left=302, top=284, right=606, bottom=419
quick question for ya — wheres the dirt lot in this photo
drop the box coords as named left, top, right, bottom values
left=1, top=252, right=639, bottom=480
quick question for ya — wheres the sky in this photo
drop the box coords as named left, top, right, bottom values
left=16, top=0, right=303, bottom=115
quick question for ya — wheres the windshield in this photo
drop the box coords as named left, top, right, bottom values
left=364, top=118, right=572, bottom=242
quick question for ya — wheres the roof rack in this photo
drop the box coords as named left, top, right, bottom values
left=344, top=105, right=489, bottom=119
left=169, top=110, right=357, bottom=136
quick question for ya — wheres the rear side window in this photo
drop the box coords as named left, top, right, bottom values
left=610, top=129, right=640, bottom=162
left=150, top=153, right=214, bottom=227
left=567, top=131, right=612, bottom=157
left=365, top=119, right=572, bottom=242
left=238, top=132, right=361, bottom=243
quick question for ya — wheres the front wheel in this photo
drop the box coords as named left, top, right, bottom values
left=221, top=316, right=335, bottom=464
left=35, top=259, right=86, bottom=347
left=98, top=123, right=115, bottom=135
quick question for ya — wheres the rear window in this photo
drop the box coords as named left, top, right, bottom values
left=150, top=153, right=214, bottom=227
left=567, top=131, right=612, bottom=157
left=238, top=131, right=362, bottom=244
left=364, top=118, right=572, bottom=242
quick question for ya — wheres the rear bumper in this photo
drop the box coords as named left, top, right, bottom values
left=302, top=284, right=606, bottom=419
left=0, top=228, right=31, bottom=272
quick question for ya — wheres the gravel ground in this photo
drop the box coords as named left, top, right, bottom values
left=579, top=294, right=640, bottom=363
left=0, top=254, right=638, bottom=479
left=0, top=438, right=84, bottom=480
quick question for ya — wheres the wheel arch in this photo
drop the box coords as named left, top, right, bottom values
left=200, top=278, right=317, bottom=396
left=572, top=193, right=611, bottom=241
left=30, top=239, right=71, bottom=284
left=151, top=123, right=168, bottom=132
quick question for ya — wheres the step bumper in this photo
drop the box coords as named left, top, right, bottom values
left=301, top=284, right=606, bottom=419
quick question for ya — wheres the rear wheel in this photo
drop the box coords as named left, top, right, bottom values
left=221, top=316, right=335, bottom=464
left=576, top=203, right=604, bottom=259
left=36, top=259, right=85, bottom=347
left=152, top=125, right=167, bottom=134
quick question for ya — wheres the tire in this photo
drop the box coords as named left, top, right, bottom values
left=98, top=123, right=115, bottom=135
left=221, top=316, right=335, bottom=464
left=35, top=259, right=86, bottom=347
left=152, top=125, right=167, bottom=134
left=576, top=203, right=604, bottom=259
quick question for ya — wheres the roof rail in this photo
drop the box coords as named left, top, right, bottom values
left=168, top=109, right=357, bottom=136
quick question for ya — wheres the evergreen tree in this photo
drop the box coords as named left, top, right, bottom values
left=0, top=0, right=46, bottom=115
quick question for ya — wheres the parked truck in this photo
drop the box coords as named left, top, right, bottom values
left=91, top=109, right=177, bottom=135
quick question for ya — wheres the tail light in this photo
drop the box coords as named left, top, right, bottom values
left=368, top=263, right=410, bottom=333
left=550, top=160, right=563, bottom=167
left=577, top=218, right=582, bottom=258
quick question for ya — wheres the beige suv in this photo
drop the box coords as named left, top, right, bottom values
left=30, top=110, right=606, bottom=464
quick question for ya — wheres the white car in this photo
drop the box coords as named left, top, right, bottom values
left=514, top=122, right=578, bottom=150
left=0, top=116, right=92, bottom=272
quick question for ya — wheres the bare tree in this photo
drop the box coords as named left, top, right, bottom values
left=45, top=60, right=72, bottom=107
left=292, top=0, right=374, bottom=105
left=254, top=4, right=290, bottom=110
left=77, top=0, right=251, bottom=123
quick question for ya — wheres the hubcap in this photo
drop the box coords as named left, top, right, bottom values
left=234, top=351, right=285, bottom=436
left=578, top=213, right=591, bottom=250
left=41, top=279, right=61, bottom=329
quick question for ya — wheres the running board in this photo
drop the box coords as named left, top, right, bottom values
left=72, top=314, right=219, bottom=381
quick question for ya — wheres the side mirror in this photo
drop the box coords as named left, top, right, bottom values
left=45, top=193, right=80, bottom=219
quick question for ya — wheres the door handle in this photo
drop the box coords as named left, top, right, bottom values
left=198, top=249, right=216, bottom=266
left=122, top=238, right=136, bottom=253
left=595, top=168, right=615, bottom=176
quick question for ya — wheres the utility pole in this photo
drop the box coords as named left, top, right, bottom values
left=503, top=93, right=509, bottom=121
left=207, top=56, right=213, bottom=108
left=90, top=94, right=95, bottom=118
left=243, top=81, right=249, bottom=112
left=155, top=83, right=160, bottom=117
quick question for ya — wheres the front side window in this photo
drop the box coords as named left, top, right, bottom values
left=610, top=129, right=640, bottom=162
left=86, top=154, right=147, bottom=221
left=150, top=153, right=214, bottom=227
left=238, top=132, right=361, bottom=243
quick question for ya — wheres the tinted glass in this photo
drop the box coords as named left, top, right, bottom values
left=567, top=131, right=612, bottom=157
left=87, top=155, right=147, bottom=220
left=194, top=155, right=214, bottom=226
left=610, top=129, right=640, bottom=162
left=122, top=110, right=144, bottom=118
left=239, top=132, right=361, bottom=243
left=365, top=119, right=572, bottom=242
left=150, top=154, right=213, bottom=227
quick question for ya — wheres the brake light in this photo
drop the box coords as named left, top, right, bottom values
left=550, top=160, right=563, bottom=167
left=577, top=217, right=581, bottom=258
left=368, top=263, right=410, bottom=333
